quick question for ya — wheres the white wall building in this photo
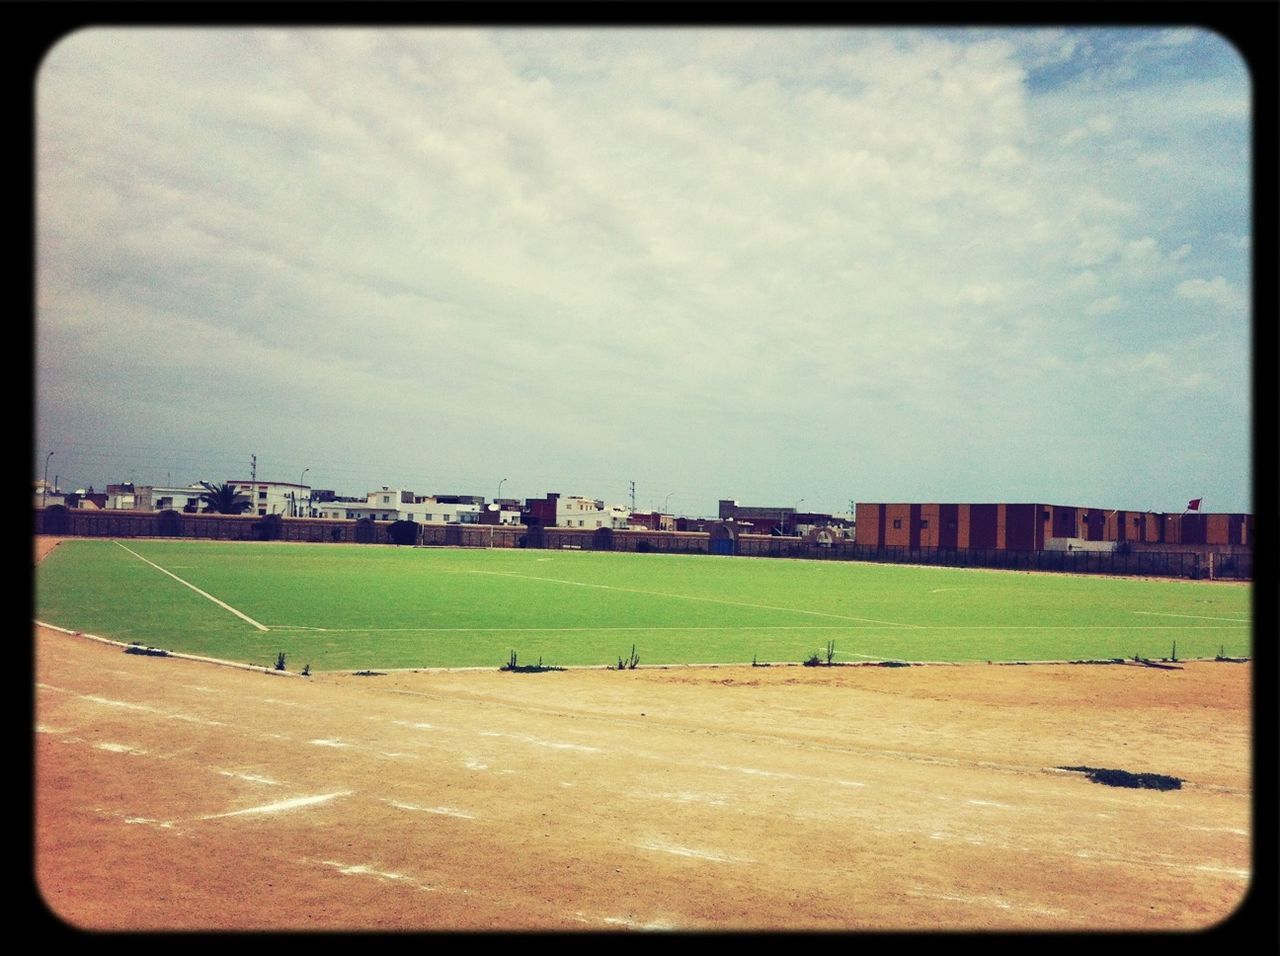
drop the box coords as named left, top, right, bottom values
left=135, top=484, right=207, bottom=513
left=228, top=480, right=312, bottom=517
left=312, top=488, right=484, bottom=524
left=555, top=494, right=631, bottom=530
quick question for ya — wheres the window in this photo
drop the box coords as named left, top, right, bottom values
left=892, top=519, right=902, bottom=529
left=258, top=491, right=267, bottom=499
left=919, top=519, right=929, bottom=529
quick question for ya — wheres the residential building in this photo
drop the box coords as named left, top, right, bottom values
left=718, top=499, right=853, bottom=536
left=312, top=488, right=485, bottom=524
left=227, top=480, right=312, bottom=517
left=523, top=492, right=631, bottom=529
left=854, top=503, right=1254, bottom=552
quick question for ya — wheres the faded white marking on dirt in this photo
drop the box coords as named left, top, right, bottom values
left=114, top=540, right=270, bottom=631
left=314, top=859, right=437, bottom=892
left=1182, top=825, right=1247, bottom=836
left=647, top=791, right=729, bottom=808
left=709, top=763, right=865, bottom=789
left=387, top=800, right=476, bottom=819
left=1070, top=850, right=1247, bottom=880
left=96, top=742, right=146, bottom=754
left=909, top=889, right=1065, bottom=918
left=379, top=752, right=417, bottom=759
left=82, top=694, right=157, bottom=712
left=309, top=738, right=351, bottom=748
left=597, top=915, right=678, bottom=930
left=167, top=713, right=226, bottom=727
left=218, top=770, right=281, bottom=786
left=392, top=720, right=437, bottom=730
left=479, top=731, right=602, bottom=753
left=203, top=791, right=352, bottom=819
left=967, top=799, right=1013, bottom=809
left=125, top=817, right=175, bottom=829
left=634, top=841, right=752, bottom=864
left=465, top=758, right=488, bottom=771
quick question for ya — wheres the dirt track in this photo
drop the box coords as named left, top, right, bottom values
left=33, top=538, right=1253, bottom=931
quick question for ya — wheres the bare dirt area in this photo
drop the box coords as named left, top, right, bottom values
left=34, top=610, right=1253, bottom=933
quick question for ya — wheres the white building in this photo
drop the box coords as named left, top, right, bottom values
left=313, top=488, right=484, bottom=524
left=227, top=480, right=313, bottom=517
left=135, top=484, right=208, bottom=513
left=556, top=494, right=631, bottom=530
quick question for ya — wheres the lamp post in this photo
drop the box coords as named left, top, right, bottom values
left=299, top=468, right=309, bottom=517
left=794, top=498, right=804, bottom=536
left=42, top=451, right=53, bottom=508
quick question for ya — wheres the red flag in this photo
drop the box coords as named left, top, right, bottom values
left=1187, top=498, right=1202, bottom=512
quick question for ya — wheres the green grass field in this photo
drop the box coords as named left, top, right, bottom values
left=35, top=538, right=1253, bottom=671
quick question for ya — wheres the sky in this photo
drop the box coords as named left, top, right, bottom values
left=34, top=25, right=1254, bottom=518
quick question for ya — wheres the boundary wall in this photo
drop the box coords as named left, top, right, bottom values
left=34, top=508, right=1250, bottom=580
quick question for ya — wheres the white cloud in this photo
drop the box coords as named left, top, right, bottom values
left=1086, top=295, right=1123, bottom=316
left=1175, top=276, right=1247, bottom=313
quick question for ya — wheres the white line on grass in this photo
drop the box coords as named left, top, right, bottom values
left=113, top=540, right=269, bottom=631
left=446, top=568, right=924, bottom=629
left=268, top=623, right=1245, bottom=635
left=1132, top=611, right=1252, bottom=623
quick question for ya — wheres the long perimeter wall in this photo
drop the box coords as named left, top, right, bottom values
left=34, top=507, right=1251, bottom=580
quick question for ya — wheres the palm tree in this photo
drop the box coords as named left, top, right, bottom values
left=199, top=481, right=251, bottom=515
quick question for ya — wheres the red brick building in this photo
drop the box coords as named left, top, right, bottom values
left=854, top=503, right=1253, bottom=551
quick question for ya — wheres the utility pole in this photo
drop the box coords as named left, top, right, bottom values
left=42, top=451, right=53, bottom=507
left=629, top=480, right=636, bottom=512
left=250, top=454, right=257, bottom=483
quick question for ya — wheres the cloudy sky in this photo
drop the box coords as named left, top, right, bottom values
left=35, top=26, right=1252, bottom=517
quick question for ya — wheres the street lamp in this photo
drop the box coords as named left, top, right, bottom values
left=299, top=468, right=309, bottom=517
left=663, top=492, right=673, bottom=513
left=794, top=498, right=804, bottom=536
left=42, top=451, right=54, bottom=507
left=497, top=477, right=507, bottom=502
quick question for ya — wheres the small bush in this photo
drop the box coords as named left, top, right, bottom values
left=301, top=663, right=311, bottom=677
left=275, top=651, right=287, bottom=671
left=615, top=644, right=640, bottom=670
left=501, top=649, right=564, bottom=673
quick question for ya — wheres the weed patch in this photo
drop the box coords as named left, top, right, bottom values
left=500, top=650, right=565, bottom=674
left=124, top=644, right=170, bottom=657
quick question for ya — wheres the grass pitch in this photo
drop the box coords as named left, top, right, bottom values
left=35, top=538, right=1251, bottom=671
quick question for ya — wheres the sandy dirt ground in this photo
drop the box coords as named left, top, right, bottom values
left=32, top=538, right=1255, bottom=932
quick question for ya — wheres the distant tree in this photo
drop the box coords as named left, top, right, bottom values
left=387, top=519, right=419, bottom=546
left=199, top=481, right=251, bottom=515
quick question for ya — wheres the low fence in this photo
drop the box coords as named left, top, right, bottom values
left=813, top=542, right=1251, bottom=580
left=34, top=508, right=1250, bottom=580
